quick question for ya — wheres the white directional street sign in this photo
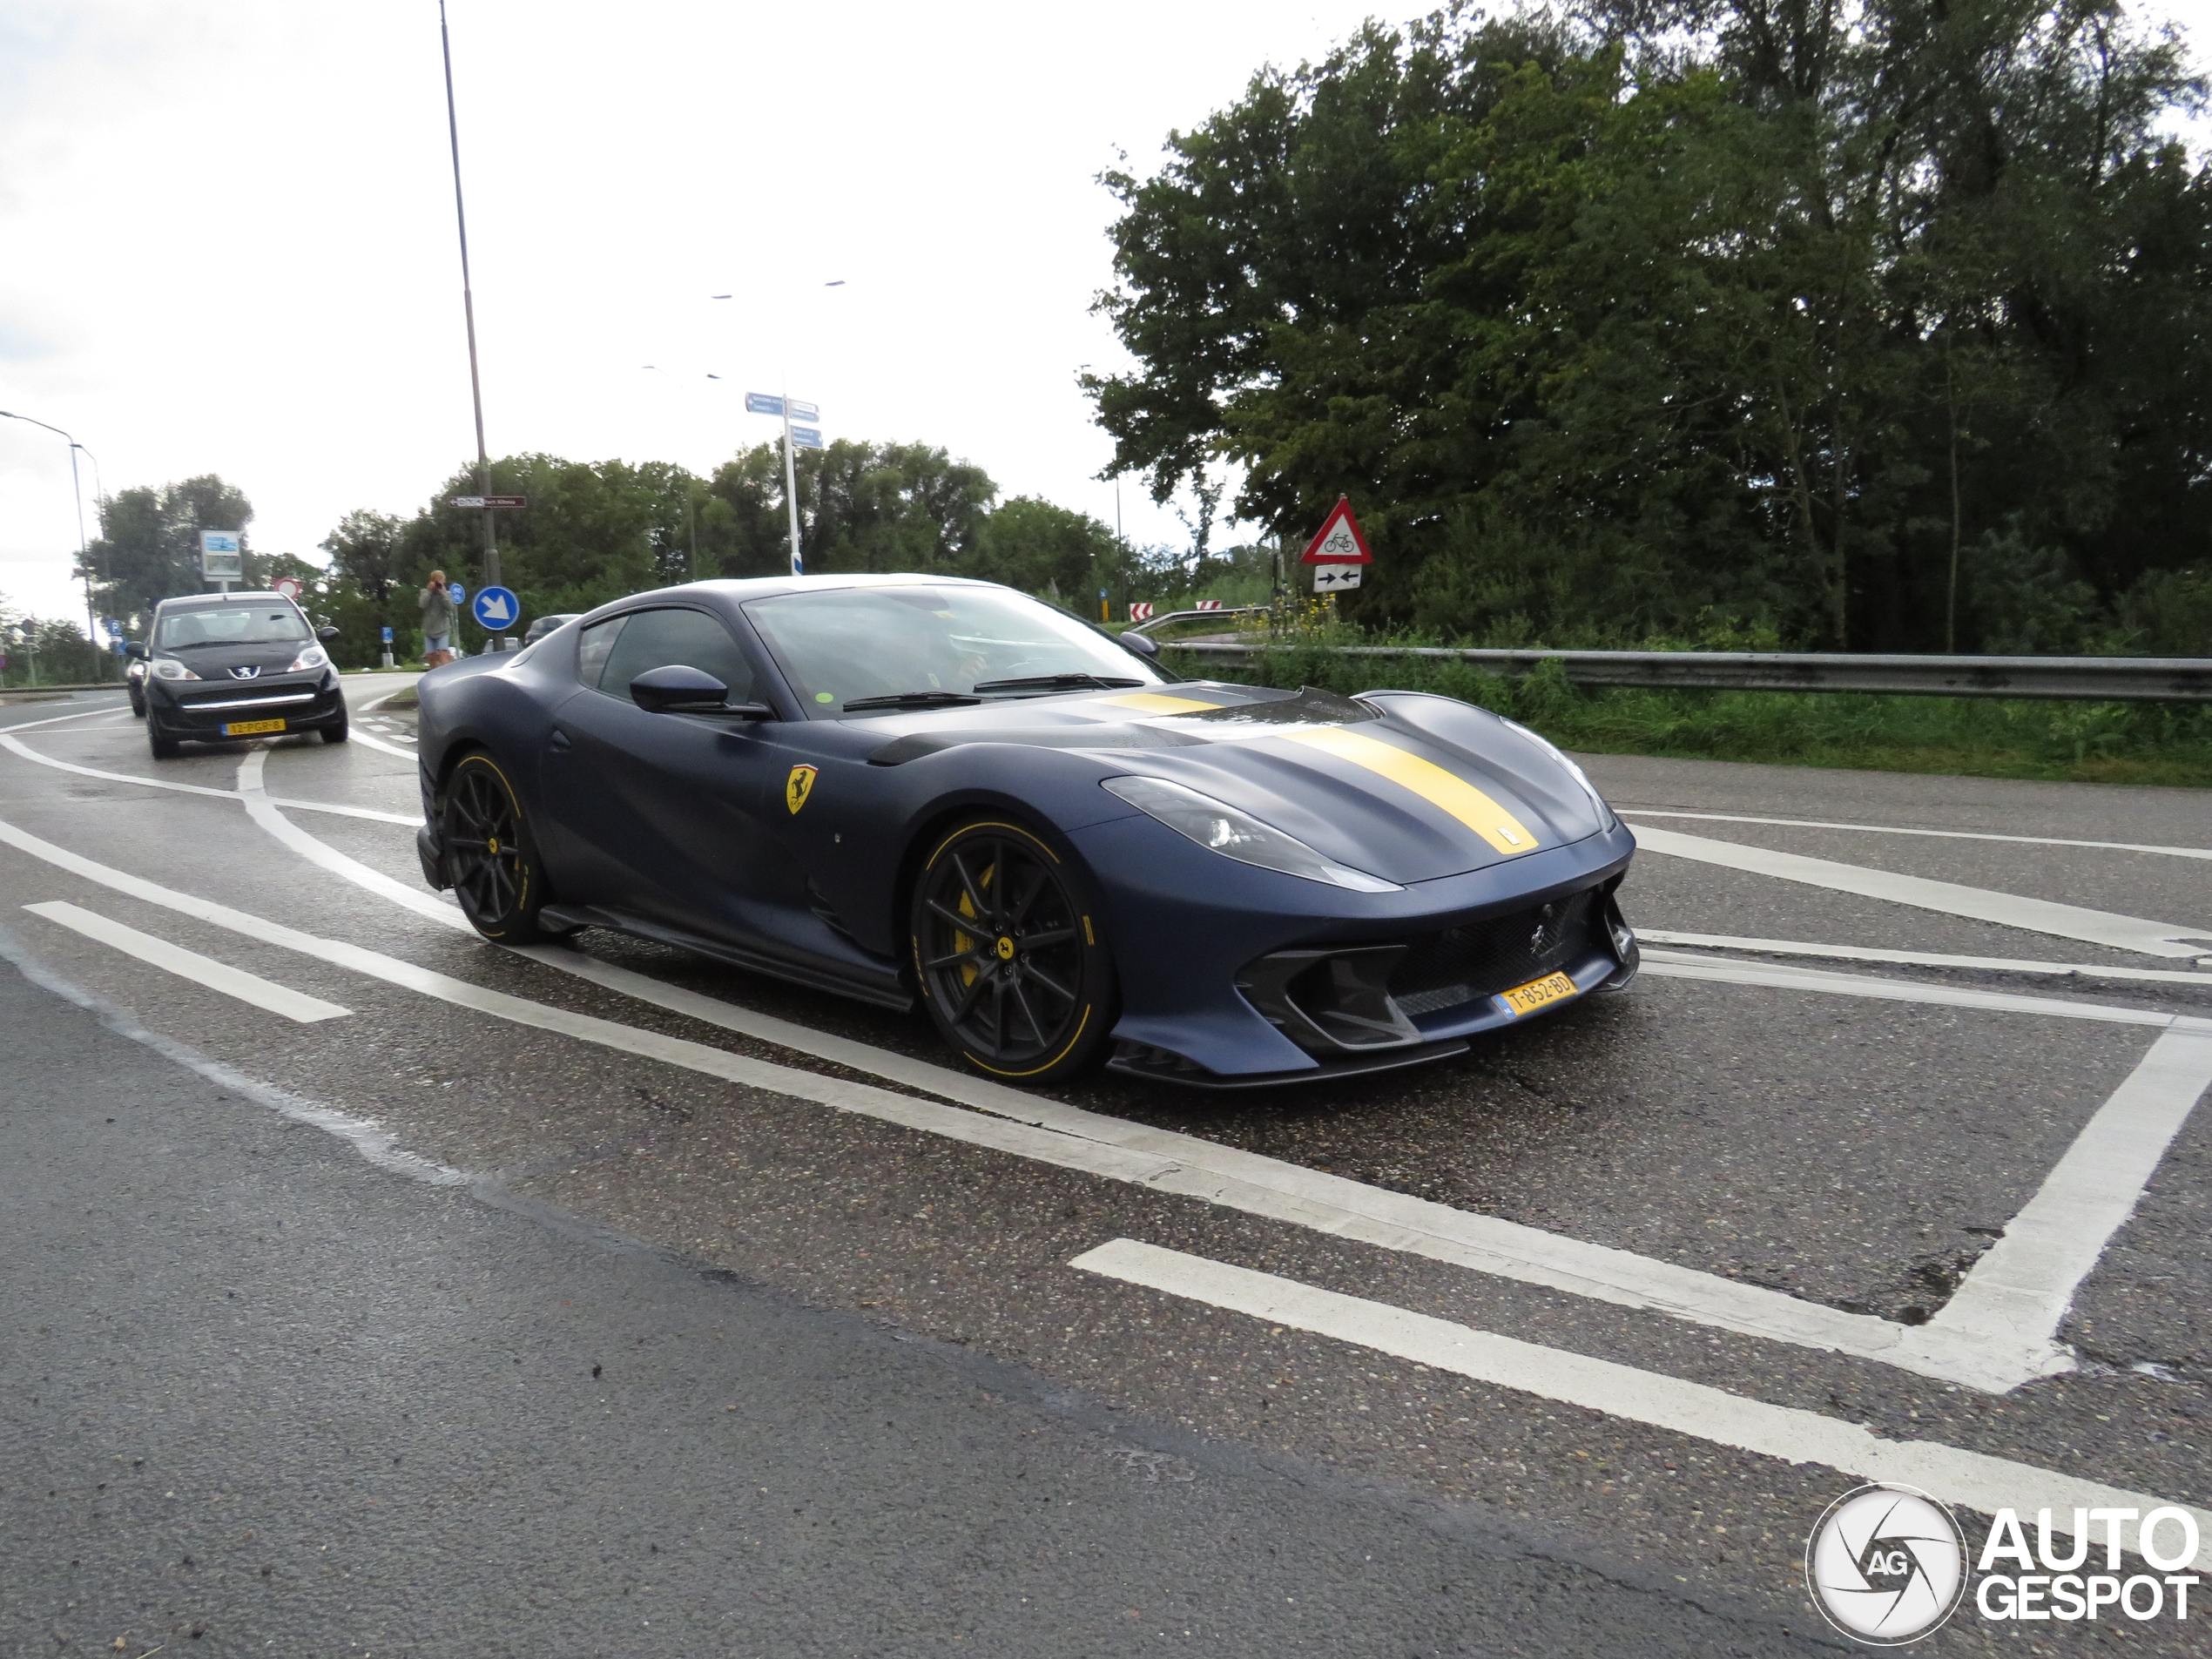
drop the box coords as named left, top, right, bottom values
left=788, top=400, right=819, bottom=421
left=1312, top=564, right=1363, bottom=591
left=199, top=529, right=244, bottom=582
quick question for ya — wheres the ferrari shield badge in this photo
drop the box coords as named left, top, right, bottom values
left=786, top=764, right=819, bottom=815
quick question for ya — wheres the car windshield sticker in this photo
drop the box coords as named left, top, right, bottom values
left=786, top=765, right=819, bottom=814
left=1280, top=726, right=1538, bottom=855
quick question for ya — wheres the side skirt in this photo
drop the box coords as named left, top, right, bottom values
left=537, top=904, right=915, bottom=1013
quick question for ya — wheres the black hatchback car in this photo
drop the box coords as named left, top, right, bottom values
left=129, top=592, right=347, bottom=758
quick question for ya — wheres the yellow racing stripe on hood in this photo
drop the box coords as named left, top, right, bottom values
left=1103, top=692, right=1223, bottom=715
left=1281, top=726, right=1539, bottom=856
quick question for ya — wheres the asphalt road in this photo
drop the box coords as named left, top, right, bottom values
left=3, top=674, right=2208, bottom=1656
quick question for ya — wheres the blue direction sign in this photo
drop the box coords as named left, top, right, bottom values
left=788, top=400, right=819, bottom=421
left=791, top=426, right=824, bottom=450
left=745, top=392, right=785, bottom=417
left=448, top=583, right=466, bottom=611
left=471, top=585, right=519, bottom=631
left=381, top=625, right=394, bottom=644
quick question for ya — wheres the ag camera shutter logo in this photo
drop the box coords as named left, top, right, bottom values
left=1804, top=1484, right=1968, bottom=1644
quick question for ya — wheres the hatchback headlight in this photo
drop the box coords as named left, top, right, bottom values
left=287, top=645, right=330, bottom=673
left=151, top=658, right=199, bottom=681
left=1102, top=775, right=1399, bottom=892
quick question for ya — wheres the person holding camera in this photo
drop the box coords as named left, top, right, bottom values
left=419, top=571, right=459, bottom=668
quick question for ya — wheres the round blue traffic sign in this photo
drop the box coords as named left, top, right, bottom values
left=471, top=584, right=519, bottom=631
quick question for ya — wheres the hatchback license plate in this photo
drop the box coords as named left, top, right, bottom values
left=222, top=717, right=287, bottom=737
left=1497, top=970, right=1576, bottom=1017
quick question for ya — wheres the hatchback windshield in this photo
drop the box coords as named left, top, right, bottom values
left=156, top=605, right=310, bottom=650
left=745, top=585, right=1168, bottom=712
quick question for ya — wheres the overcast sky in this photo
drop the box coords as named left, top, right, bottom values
left=3, top=0, right=2206, bottom=628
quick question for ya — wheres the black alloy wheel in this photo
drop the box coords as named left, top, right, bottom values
left=442, top=752, right=558, bottom=942
left=910, top=817, right=1116, bottom=1082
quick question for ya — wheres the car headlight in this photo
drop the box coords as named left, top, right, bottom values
left=287, top=645, right=330, bottom=673
left=151, top=658, right=199, bottom=681
left=1102, top=775, right=1400, bottom=892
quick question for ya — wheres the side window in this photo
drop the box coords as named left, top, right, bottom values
left=577, top=615, right=627, bottom=688
left=594, top=607, right=757, bottom=705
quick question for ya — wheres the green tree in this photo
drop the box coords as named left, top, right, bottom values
left=84, top=475, right=255, bottom=626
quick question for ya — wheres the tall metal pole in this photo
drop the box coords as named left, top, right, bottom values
left=439, top=0, right=499, bottom=590
left=0, top=408, right=101, bottom=677
left=781, top=391, right=804, bottom=576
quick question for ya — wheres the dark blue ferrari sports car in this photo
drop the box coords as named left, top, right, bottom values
left=413, top=575, right=1639, bottom=1088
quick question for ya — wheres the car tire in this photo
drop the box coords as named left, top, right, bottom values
left=147, top=723, right=180, bottom=760
left=909, top=815, right=1117, bottom=1084
left=442, top=751, right=558, bottom=943
left=321, top=717, right=349, bottom=745
left=128, top=691, right=145, bottom=718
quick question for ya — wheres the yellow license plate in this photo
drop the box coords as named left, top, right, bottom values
left=223, top=717, right=287, bottom=736
left=1497, top=970, right=1577, bottom=1017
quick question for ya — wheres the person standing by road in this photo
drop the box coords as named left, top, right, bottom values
left=419, top=571, right=458, bottom=668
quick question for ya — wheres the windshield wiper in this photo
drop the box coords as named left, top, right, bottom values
left=968, top=673, right=1144, bottom=694
left=840, top=690, right=984, bottom=712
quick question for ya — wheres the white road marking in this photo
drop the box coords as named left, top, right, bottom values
left=24, top=899, right=351, bottom=1022
left=1633, top=823, right=2212, bottom=959
left=1070, top=1239, right=2212, bottom=1570
left=234, top=750, right=467, bottom=929
left=1926, top=1027, right=2212, bottom=1355
left=1640, top=930, right=2212, bottom=985
left=0, top=702, right=129, bottom=733
left=220, top=774, right=2212, bottom=1391
left=1640, top=951, right=2210, bottom=1032
left=1622, top=808, right=2212, bottom=862
left=343, top=726, right=420, bottom=760
left=3, top=809, right=2183, bottom=1393
left=0, top=730, right=419, bottom=825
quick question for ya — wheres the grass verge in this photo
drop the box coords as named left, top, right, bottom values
left=1173, top=645, right=2212, bottom=789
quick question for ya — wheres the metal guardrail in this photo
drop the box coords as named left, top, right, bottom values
left=1123, top=606, right=1270, bottom=636
left=1159, top=642, right=2212, bottom=702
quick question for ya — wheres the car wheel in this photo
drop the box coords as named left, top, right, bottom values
left=128, top=691, right=145, bottom=718
left=148, top=722, right=180, bottom=760
left=910, top=816, right=1116, bottom=1083
left=442, top=752, right=556, bottom=943
left=321, top=716, right=349, bottom=745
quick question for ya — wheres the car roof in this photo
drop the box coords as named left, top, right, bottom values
left=596, top=573, right=1004, bottom=612
left=152, top=591, right=298, bottom=611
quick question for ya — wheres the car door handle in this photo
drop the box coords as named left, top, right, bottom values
left=550, top=727, right=572, bottom=752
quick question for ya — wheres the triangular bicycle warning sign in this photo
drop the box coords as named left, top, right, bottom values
left=1300, top=496, right=1372, bottom=564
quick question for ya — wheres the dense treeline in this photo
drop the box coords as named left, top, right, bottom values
left=1085, top=0, right=2212, bottom=653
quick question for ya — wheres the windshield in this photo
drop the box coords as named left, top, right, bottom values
left=745, top=585, right=1167, bottom=713
left=155, top=605, right=310, bottom=651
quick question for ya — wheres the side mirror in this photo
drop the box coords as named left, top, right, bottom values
left=317, top=625, right=341, bottom=640
left=123, top=641, right=148, bottom=660
left=628, top=663, right=776, bottom=719
left=1118, top=631, right=1161, bottom=661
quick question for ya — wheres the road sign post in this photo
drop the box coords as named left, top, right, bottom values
left=747, top=392, right=818, bottom=576
left=471, top=584, right=519, bottom=644
left=380, top=624, right=395, bottom=670
left=199, top=530, right=244, bottom=591
left=1299, top=497, right=1372, bottom=593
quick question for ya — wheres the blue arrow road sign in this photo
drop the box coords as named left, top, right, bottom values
left=471, top=585, right=519, bottom=631
left=745, top=392, right=784, bottom=416
left=788, top=400, right=819, bottom=421
left=791, top=426, right=824, bottom=450
left=381, top=625, right=394, bottom=644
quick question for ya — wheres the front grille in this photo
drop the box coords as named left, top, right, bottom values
left=179, top=683, right=310, bottom=708
left=1389, top=889, right=1598, bottom=1014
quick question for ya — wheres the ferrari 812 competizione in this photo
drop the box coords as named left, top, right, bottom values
left=413, top=576, right=1639, bottom=1087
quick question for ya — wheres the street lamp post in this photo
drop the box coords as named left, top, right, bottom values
left=1, top=408, right=104, bottom=678
left=438, top=0, right=501, bottom=592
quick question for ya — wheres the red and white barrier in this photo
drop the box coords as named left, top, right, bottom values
left=1193, top=599, right=1222, bottom=610
left=1128, top=603, right=1154, bottom=621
